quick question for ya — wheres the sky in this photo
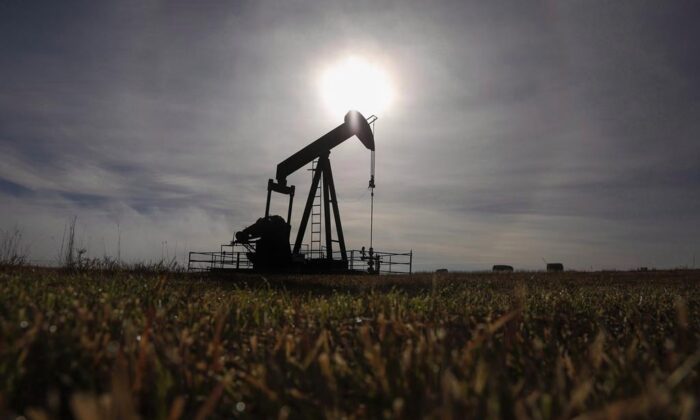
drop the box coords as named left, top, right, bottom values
left=1, top=0, right=699, bottom=271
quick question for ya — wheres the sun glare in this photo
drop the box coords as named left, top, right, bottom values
left=320, top=56, right=393, bottom=118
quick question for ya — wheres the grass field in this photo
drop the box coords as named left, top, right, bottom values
left=1, top=267, right=699, bottom=419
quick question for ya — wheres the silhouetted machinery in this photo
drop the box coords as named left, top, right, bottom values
left=187, top=110, right=414, bottom=274
left=234, top=110, right=376, bottom=272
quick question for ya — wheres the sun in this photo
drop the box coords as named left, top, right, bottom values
left=320, top=56, right=393, bottom=118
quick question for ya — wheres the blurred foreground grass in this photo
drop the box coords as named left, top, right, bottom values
left=0, top=267, right=699, bottom=419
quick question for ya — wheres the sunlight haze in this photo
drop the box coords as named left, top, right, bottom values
left=320, top=56, right=394, bottom=118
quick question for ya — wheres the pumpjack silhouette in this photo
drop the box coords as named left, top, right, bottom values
left=188, top=110, right=413, bottom=275
left=234, top=111, right=375, bottom=272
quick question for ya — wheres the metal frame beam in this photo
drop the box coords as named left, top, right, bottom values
left=323, top=158, right=347, bottom=261
left=291, top=152, right=348, bottom=263
left=293, top=152, right=326, bottom=255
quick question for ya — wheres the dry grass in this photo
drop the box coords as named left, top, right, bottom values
left=0, top=267, right=699, bottom=419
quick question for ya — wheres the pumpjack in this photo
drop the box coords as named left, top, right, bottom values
left=234, top=110, right=375, bottom=272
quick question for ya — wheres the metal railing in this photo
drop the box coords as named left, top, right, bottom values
left=188, top=244, right=412, bottom=275
left=347, top=249, right=413, bottom=275
left=187, top=243, right=253, bottom=272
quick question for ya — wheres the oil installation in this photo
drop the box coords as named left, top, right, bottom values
left=188, top=111, right=412, bottom=274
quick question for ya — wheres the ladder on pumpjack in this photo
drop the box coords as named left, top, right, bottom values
left=309, top=159, right=323, bottom=259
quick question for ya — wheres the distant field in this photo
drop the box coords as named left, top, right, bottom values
left=1, top=267, right=699, bottom=419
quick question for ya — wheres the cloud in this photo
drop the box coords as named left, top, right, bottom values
left=0, top=0, right=699, bottom=270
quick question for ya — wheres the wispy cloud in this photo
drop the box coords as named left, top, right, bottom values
left=1, top=0, right=698, bottom=270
